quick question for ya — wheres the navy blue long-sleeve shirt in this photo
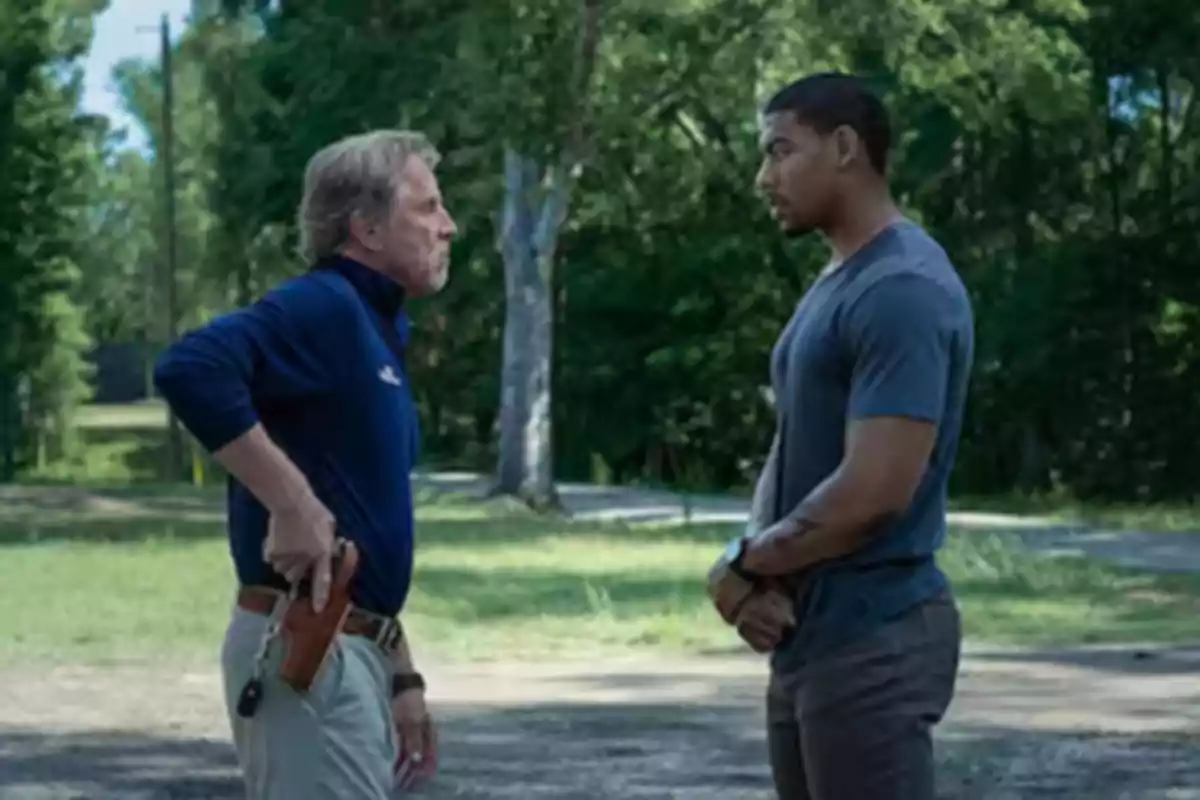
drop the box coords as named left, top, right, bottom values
left=153, top=257, right=420, bottom=618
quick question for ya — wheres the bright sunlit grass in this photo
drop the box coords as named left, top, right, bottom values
left=1, top=484, right=1197, bottom=667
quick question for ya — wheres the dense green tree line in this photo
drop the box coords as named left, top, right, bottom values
left=2, top=0, right=1197, bottom=503
left=0, top=0, right=104, bottom=478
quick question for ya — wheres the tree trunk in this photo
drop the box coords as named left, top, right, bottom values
left=490, top=0, right=603, bottom=511
left=493, top=150, right=541, bottom=503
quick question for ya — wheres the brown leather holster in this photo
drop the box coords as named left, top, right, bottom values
left=276, top=540, right=360, bottom=692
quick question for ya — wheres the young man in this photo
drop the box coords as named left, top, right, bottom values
left=706, top=73, right=976, bottom=798
left=154, top=129, right=457, bottom=798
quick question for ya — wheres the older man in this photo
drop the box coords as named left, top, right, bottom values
left=154, top=129, right=457, bottom=798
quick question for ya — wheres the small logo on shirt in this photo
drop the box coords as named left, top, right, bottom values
left=378, top=366, right=402, bottom=386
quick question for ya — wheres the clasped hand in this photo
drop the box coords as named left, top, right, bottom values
left=706, top=542, right=795, bottom=653
left=731, top=587, right=795, bottom=652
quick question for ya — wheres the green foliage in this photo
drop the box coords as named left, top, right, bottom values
left=74, top=144, right=156, bottom=342
left=59, top=0, right=1200, bottom=502
left=0, top=0, right=102, bottom=480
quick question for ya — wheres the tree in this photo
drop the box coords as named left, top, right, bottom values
left=0, top=0, right=105, bottom=479
left=125, top=0, right=1200, bottom=505
left=488, top=0, right=604, bottom=510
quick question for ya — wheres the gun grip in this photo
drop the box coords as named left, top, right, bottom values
left=294, top=538, right=350, bottom=601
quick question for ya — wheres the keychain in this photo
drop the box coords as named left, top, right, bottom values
left=235, top=586, right=295, bottom=719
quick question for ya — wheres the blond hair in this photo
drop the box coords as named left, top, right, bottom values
left=296, top=129, right=441, bottom=262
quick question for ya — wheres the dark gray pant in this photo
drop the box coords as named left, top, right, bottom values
left=766, top=589, right=961, bottom=799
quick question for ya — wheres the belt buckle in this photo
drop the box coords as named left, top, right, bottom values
left=373, top=617, right=402, bottom=653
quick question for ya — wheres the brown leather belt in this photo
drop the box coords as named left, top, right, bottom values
left=236, top=586, right=404, bottom=654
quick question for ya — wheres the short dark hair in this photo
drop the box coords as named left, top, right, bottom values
left=763, top=72, right=891, bottom=175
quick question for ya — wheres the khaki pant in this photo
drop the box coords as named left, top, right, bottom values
left=220, top=604, right=399, bottom=799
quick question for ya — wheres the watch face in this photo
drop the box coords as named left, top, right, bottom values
left=723, top=538, right=743, bottom=562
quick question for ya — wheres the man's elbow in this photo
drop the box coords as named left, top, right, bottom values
left=150, top=336, right=257, bottom=453
left=152, top=339, right=210, bottom=412
left=153, top=322, right=234, bottom=402
left=876, top=479, right=919, bottom=518
left=153, top=343, right=193, bottom=407
left=842, top=466, right=920, bottom=524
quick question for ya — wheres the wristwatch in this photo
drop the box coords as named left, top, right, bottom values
left=391, top=671, right=426, bottom=698
left=724, top=536, right=756, bottom=582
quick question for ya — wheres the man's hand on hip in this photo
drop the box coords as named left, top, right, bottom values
left=262, top=495, right=337, bottom=612
left=392, top=686, right=437, bottom=790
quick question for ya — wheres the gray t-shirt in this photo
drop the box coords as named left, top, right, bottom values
left=766, top=219, right=975, bottom=675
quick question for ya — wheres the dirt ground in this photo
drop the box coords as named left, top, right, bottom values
left=1, top=645, right=1198, bottom=800
left=2, top=478, right=1198, bottom=797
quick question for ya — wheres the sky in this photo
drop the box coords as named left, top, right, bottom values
left=80, top=0, right=193, bottom=152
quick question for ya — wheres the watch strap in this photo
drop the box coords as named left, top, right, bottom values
left=728, top=537, right=757, bottom=583
left=391, top=671, right=426, bottom=697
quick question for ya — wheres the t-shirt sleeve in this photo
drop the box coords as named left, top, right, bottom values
left=842, top=273, right=960, bottom=425
left=152, top=287, right=342, bottom=452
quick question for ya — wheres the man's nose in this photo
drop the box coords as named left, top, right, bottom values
left=755, top=162, right=772, bottom=193
left=441, top=210, right=458, bottom=239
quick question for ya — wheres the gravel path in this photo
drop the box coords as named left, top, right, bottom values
left=1, top=645, right=1198, bottom=799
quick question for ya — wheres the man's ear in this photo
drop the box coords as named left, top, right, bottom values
left=833, top=125, right=860, bottom=170
left=348, top=211, right=383, bottom=252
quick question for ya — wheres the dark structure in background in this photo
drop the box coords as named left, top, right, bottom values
left=88, top=343, right=156, bottom=404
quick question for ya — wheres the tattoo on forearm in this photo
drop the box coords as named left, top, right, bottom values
left=758, top=516, right=820, bottom=551
left=750, top=508, right=899, bottom=571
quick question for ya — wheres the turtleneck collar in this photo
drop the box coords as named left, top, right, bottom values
left=314, top=255, right=406, bottom=320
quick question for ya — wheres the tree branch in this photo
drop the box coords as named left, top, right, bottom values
left=1172, top=80, right=1197, bottom=145
left=533, top=0, right=604, bottom=258
left=564, top=0, right=604, bottom=169
left=639, top=0, right=773, bottom=121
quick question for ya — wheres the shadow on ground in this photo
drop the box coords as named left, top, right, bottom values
left=0, top=730, right=238, bottom=799
left=2, top=703, right=1198, bottom=799
left=966, top=643, right=1200, bottom=676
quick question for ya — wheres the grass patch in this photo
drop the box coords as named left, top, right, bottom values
left=950, top=491, right=1200, bottom=533
left=51, top=401, right=220, bottom=485
left=75, top=400, right=167, bottom=431
left=0, top=483, right=1197, bottom=667
left=937, top=531, right=1200, bottom=645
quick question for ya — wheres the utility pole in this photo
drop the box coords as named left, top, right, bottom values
left=158, top=13, right=184, bottom=482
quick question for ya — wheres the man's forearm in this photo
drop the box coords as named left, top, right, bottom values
left=742, top=469, right=897, bottom=576
left=391, top=628, right=418, bottom=674
left=213, top=424, right=320, bottom=513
